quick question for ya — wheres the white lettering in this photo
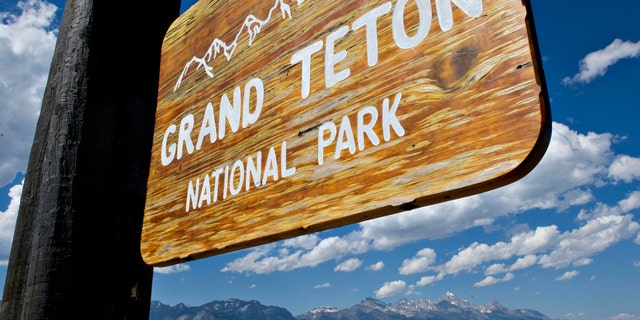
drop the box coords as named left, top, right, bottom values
left=290, top=0, right=482, bottom=99
left=281, top=140, right=296, bottom=177
left=435, top=0, right=483, bottom=31
left=212, top=168, right=223, bottom=202
left=246, top=152, right=262, bottom=190
left=335, top=115, right=356, bottom=159
left=392, top=0, right=432, bottom=49
left=184, top=141, right=297, bottom=211
left=177, top=114, right=195, bottom=160
left=291, top=41, right=323, bottom=98
left=318, top=93, right=405, bottom=164
left=160, top=78, right=264, bottom=166
left=161, top=124, right=176, bottom=166
left=318, top=122, right=337, bottom=165
left=357, top=106, right=380, bottom=150
left=196, top=102, right=217, bottom=150
left=325, top=25, right=350, bottom=88
left=223, top=164, right=230, bottom=199
left=242, top=78, right=264, bottom=128
left=382, top=92, right=405, bottom=141
left=186, top=177, right=199, bottom=213
left=218, top=86, right=242, bottom=139
left=263, top=146, right=279, bottom=184
left=198, top=174, right=211, bottom=208
left=352, top=2, right=392, bottom=66
left=230, top=160, right=244, bottom=195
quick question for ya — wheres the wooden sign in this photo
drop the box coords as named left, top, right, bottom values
left=141, top=0, right=550, bottom=266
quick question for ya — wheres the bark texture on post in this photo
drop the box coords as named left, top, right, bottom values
left=0, top=0, right=180, bottom=318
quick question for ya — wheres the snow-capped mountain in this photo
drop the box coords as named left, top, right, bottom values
left=150, top=292, right=556, bottom=320
left=297, top=291, right=555, bottom=320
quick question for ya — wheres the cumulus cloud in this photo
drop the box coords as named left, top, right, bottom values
left=314, top=283, right=331, bottom=289
left=334, top=258, right=362, bottom=272
left=555, top=270, right=579, bottom=281
left=572, top=258, right=593, bottom=267
left=415, top=274, right=443, bottom=287
left=0, top=180, right=23, bottom=264
left=0, top=0, right=59, bottom=186
left=440, top=226, right=559, bottom=276
left=434, top=208, right=638, bottom=279
left=562, top=39, right=640, bottom=85
left=282, top=234, right=320, bottom=251
left=154, top=263, right=191, bottom=274
left=485, top=255, right=537, bottom=276
left=398, top=248, right=436, bottom=275
left=609, top=155, right=640, bottom=183
left=609, top=314, right=640, bottom=320
left=220, top=122, right=640, bottom=276
left=374, top=280, right=406, bottom=298
left=366, top=261, right=384, bottom=271
left=473, top=272, right=514, bottom=287
left=538, top=214, right=639, bottom=269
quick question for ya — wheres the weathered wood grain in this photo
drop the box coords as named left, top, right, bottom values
left=142, top=0, right=550, bottom=266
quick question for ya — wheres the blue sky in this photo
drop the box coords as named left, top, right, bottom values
left=1, top=1, right=639, bottom=319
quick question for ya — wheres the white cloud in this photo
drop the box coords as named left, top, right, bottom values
left=609, top=155, right=640, bottom=183
left=440, top=226, right=559, bottom=276
left=220, top=244, right=289, bottom=274
left=374, top=280, right=406, bottom=298
left=485, top=263, right=507, bottom=276
left=473, top=272, right=514, bottom=287
left=562, top=38, right=640, bottom=85
left=609, top=314, right=640, bottom=320
left=366, top=261, right=384, bottom=271
left=314, top=283, right=331, bottom=289
left=619, top=191, right=640, bottom=212
left=565, top=312, right=587, bottom=318
left=282, top=234, right=320, bottom=250
left=555, top=270, right=579, bottom=281
left=221, top=122, right=638, bottom=275
left=0, top=180, right=23, bottom=264
left=415, top=274, right=443, bottom=287
left=433, top=210, right=639, bottom=278
left=485, top=255, right=537, bottom=276
left=572, top=258, right=593, bottom=267
left=578, top=190, right=640, bottom=221
left=538, top=214, right=640, bottom=269
left=153, top=263, right=191, bottom=274
left=509, top=255, right=538, bottom=271
left=398, top=248, right=436, bottom=275
left=473, top=276, right=499, bottom=287
left=334, top=258, right=362, bottom=272
left=0, top=0, right=58, bottom=186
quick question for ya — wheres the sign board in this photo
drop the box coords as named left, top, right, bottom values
left=141, top=0, right=550, bottom=266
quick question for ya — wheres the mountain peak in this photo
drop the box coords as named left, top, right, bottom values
left=360, top=297, right=387, bottom=309
left=152, top=293, right=555, bottom=320
left=308, top=306, right=339, bottom=314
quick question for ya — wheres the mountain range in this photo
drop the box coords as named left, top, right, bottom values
left=149, top=291, right=556, bottom=320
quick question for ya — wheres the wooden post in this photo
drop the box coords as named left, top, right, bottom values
left=0, top=0, right=180, bottom=318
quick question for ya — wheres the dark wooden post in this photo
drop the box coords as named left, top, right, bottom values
left=0, top=0, right=180, bottom=318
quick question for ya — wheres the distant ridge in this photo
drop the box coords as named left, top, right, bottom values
left=150, top=291, right=557, bottom=320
